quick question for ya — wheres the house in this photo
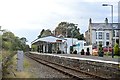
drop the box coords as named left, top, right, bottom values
left=85, top=18, right=120, bottom=47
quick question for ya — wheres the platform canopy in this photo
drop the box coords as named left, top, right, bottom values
left=32, top=36, right=66, bottom=44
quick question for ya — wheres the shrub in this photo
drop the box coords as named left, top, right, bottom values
left=114, top=43, right=119, bottom=56
left=81, top=49, right=85, bottom=55
left=98, top=43, right=104, bottom=57
left=31, top=45, right=37, bottom=51
left=86, top=48, right=90, bottom=55
left=73, top=50, right=77, bottom=54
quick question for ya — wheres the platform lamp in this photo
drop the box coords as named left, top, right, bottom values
left=102, top=4, right=114, bottom=58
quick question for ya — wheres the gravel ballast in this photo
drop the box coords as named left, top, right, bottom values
left=24, top=55, right=70, bottom=78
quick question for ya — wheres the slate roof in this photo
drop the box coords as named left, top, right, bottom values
left=90, top=23, right=120, bottom=30
left=31, top=36, right=66, bottom=44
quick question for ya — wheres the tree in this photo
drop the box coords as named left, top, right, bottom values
left=78, top=34, right=85, bottom=40
left=38, top=29, right=45, bottom=38
left=38, top=29, right=52, bottom=38
left=20, top=37, right=28, bottom=44
left=12, top=37, right=21, bottom=50
left=31, top=45, right=37, bottom=51
left=41, top=29, right=52, bottom=37
left=2, top=31, right=28, bottom=51
left=55, top=22, right=85, bottom=40
left=3, top=41, right=12, bottom=50
left=25, top=45, right=30, bottom=51
left=2, top=31, right=15, bottom=50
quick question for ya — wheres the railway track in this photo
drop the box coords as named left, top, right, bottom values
left=26, top=53, right=108, bottom=80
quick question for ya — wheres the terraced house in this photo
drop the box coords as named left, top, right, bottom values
left=85, top=18, right=120, bottom=47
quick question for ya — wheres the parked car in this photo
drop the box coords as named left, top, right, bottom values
left=103, top=46, right=113, bottom=52
left=92, top=48, right=98, bottom=56
left=92, top=46, right=113, bottom=56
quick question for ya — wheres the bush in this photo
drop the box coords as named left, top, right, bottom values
left=2, top=51, right=16, bottom=77
left=86, top=48, right=90, bottom=55
left=114, top=43, right=120, bottom=56
left=98, top=43, right=104, bottom=57
left=31, top=45, right=37, bottom=51
left=81, top=49, right=85, bottom=55
left=73, top=50, right=77, bottom=54
left=57, top=50, right=61, bottom=54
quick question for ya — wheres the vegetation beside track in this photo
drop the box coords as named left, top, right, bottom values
left=2, top=51, right=32, bottom=78
left=1, top=30, right=30, bottom=78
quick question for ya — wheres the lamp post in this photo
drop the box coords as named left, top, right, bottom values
left=71, top=24, right=78, bottom=46
left=66, top=24, right=69, bottom=38
left=71, top=29, right=74, bottom=47
left=102, top=4, right=114, bottom=58
left=71, top=24, right=78, bottom=53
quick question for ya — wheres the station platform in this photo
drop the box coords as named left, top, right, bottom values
left=29, top=52, right=120, bottom=78
left=31, top=52, right=120, bottom=64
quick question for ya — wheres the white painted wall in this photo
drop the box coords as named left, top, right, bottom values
left=59, top=42, right=66, bottom=53
left=43, top=45, right=45, bottom=53
left=73, top=40, right=85, bottom=54
left=65, top=38, right=78, bottom=54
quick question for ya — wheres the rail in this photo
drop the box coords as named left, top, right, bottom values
left=26, top=53, right=109, bottom=80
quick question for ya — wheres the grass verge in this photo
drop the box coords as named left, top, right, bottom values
left=2, top=51, right=32, bottom=78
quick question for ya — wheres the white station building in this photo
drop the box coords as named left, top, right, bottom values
left=31, top=36, right=86, bottom=54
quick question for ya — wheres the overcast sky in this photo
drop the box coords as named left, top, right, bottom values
left=0, top=0, right=119, bottom=45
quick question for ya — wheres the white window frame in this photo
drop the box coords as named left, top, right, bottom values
left=106, top=33, right=109, bottom=40
left=98, top=32, right=102, bottom=39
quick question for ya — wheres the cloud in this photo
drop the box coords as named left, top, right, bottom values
left=0, top=0, right=119, bottom=45
left=83, top=0, right=119, bottom=3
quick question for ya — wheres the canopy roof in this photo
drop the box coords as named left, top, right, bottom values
left=32, top=36, right=66, bottom=44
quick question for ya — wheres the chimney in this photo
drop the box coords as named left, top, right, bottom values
left=89, top=18, right=92, bottom=24
left=105, top=18, right=108, bottom=24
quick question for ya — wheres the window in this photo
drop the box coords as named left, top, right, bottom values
left=106, top=42, right=109, bottom=46
left=99, top=41, right=102, bottom=45
left=96, top=32, right=97, bottom=39
left=116, top=31, right=119, bottom=37
left=113, top=30, right=115, bottom=37
left=96, top=41, right=97, bottom=44
left=98, top=32, right=102, bottom=39
left=106, top=33, right=109, bottom=40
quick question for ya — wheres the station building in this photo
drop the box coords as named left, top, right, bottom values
left=31, top=36, right=86, bottom=54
